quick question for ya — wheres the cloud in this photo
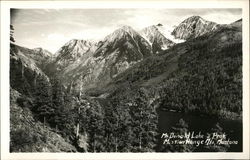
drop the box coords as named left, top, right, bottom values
left=45, top=34, right=69, bottom=53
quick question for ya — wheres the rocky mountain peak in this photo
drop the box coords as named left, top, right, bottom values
left=104, top=25, right=139, bottom=42
left=52, top=39, right=98, bottom=72
left=184, top=15, right=202, bottom=21
left=55, top=39, right=95, bottom=58
left=120, top=25, right=134, bottom=32
left=140, top=25, right=175, bottom=53
left=172, top=15, right=219, bottom=40
left=182, top=16, right=212, bottom=26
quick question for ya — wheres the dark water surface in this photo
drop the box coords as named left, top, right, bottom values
left=157, top=110, right=242, bottom=152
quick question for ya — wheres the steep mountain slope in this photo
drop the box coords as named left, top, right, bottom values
left=10, top=43, right=50, bottom=96
left=172, top=16, right=219, bottom=40
left=230, top=19, right=242, bottom=29
left=57, top=25, right=152, bottom=94
left=12, top=45, right=52, bottom=71
left=94, top=25, right=152, bottom=58
left=10, top=44, right=81, bottom=152
left=140, top=25, right=175, bottom=54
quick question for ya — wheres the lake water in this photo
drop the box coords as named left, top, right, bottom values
left=157, top=110, right=242, bottom=152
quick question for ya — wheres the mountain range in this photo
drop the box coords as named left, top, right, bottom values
left=43, top=16, right=226, bottom=94
left=9, top=15, right=243, bottom=152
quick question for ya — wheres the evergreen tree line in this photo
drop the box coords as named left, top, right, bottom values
left=31, top=75, right=159, bottom=152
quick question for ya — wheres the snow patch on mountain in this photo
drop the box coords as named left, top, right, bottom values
left=156, top=25, right=185, bottom=43
left=140, top=25, right=175, bottom=53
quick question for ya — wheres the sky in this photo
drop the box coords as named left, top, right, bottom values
left=11, top=9, right=242, bottom=53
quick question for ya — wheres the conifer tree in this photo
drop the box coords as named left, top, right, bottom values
left=34, top=75, right=54, bottom=125
left=129, top=89, right=157, bottom=152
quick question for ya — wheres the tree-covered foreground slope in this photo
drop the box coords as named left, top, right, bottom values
left=9, top=18, right=242, bottom=152
left=10, top=44, right=78, bottom=152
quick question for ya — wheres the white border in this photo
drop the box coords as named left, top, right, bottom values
left=1, top=0, right=249, bottom=160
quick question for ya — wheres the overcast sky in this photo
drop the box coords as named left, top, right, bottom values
left=11, top=9, right=242, bottom=53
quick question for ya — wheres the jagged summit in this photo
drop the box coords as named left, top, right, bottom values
left=95, top=24, right=152, bottom=58
left=56, top=39, right=95, bottom=57
left=120, top=25, right=134, bottom=31
left=172, top=15, right=219, bottom=40
left=53, top=38, right=98, bottom=72
left=119, top=25, right=137, bottom=35
left=181, top=16, right=212, bottom=26
left=33, top=47, right=52, bottom=57
left=185, top=15, right=202, bottom=20
left=60, top=39, right=93, bottom=49
left=140, top=25, right=175, bottom=53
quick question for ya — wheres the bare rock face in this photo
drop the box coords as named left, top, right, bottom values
left=172, top=16, right=219, bottom=40
left=12, top=45, right=53, bottom=71
left=53, top=39, right=98, bottom=72
left=140, top=25, right=175, bottom=54
left=94, top=25, right=152, bottom=60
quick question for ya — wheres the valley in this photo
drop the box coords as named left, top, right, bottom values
left=9, top=16, right=243, bottom=152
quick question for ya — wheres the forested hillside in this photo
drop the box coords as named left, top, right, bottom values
left=101, top=23, right=242, bottom=119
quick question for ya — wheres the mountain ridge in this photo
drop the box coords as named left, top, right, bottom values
left=54, top=25, right=153, bottom=94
